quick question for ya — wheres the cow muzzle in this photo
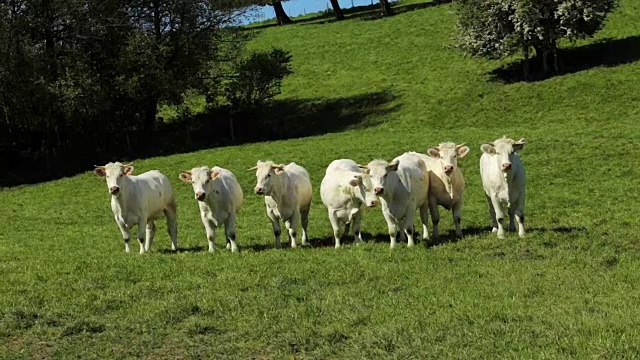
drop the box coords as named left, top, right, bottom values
left=109, top=186, right=120, bottom=195
left=255, top=187, right=264, bottom=195
left=502, top=163, right=512, bottom=171
left=195, top=192, right=206, bottom=201
left=374, top=187, right=384, bottom=195
left=367, top=199, right=379, bottom=208
left=444, top=165, right=454, bottom=174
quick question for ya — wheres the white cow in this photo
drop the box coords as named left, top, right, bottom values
left=320, top=159, right=379, bottom=248
left=179, top=166, right=243, bottom=253
left=366, top=152, right=429, bottom=248
left=479, top=136, right=527, bottom=239
left=94, top=162, right=178, bottom=254
left=409, top=142, right=470, bottom=238
left=250, top=160, right=312, bottom=248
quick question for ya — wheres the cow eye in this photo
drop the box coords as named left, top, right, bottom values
left=267, top=173, right=271, bottom=178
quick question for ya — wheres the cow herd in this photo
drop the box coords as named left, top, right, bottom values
left=94, top=136, right=527, bottom=254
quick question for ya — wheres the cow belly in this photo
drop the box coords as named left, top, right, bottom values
left=334, top=208, right=358, bottom=223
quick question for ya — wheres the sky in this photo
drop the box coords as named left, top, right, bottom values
left=249, top=0, right=384, bottom=22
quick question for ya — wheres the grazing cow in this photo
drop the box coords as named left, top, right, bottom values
left=365, top=152, right=429, bottom=248
left=479, top=136, right=527, bottom=239
left=179, top=166, right=243, bottom=253
left=409, top=142, right=470, bottom=238
left=250, top=160, right=312, bottom=248
left=320, top=159, right=379, bottom=248
left=94, top=162, right=178, bottom=254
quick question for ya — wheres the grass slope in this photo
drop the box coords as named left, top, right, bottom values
left=2, top=0, right=640, bottom=358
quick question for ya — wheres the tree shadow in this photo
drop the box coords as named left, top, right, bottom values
left=489, top=36, right=640, bottom=84
left=2, top=90, right=399, bottom=187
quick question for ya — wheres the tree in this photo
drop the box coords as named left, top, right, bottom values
left=0, top=0, right=252, bottom=181
left=380, top=0, right=393, bottom=16
left=270, top=1, right=292, bottom=25
left=455, top=0, right=617, bottom=77
left=329, top=0, right=345, bottom=20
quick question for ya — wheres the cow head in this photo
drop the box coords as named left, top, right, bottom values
left=351, top=168, right=379, bottom=208
left=94, top=162, right=134, bottom=196
left=249, top=160, right=284, bottom=196
left=427, top=142, right=469, bottom=175
left=179, top=167, right=221, bottom=202
left=480, top=136, right=526, bottom=172
left=365, top=159, right=399, bottom=196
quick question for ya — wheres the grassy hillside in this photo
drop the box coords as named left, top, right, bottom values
left=2, top=0, right=640, bottom=358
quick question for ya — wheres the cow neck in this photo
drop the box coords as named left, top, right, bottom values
left=267, top=172, right=288, bottom=209
left=384, top=172, right=407, bottom=205
left=113, top=176, right=134, bottom=211
left=442, top=171, right=454, bottom=200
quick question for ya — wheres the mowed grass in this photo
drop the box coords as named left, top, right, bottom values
left=2, top=1, right=640, bottom=358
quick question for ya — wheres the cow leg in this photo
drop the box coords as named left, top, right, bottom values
left=224, top=213, right=239, bottom=253
left=452, top=200, right=463, bottom=238
left=486, top=194, right=498, bottom=233
left=429, top=197, right=440, bottom=239
left=490, top=196, right=506, bottom=239
left=419, top=202, right=430, bottom=241
left=268, top=214, right=282, bottom=249
left=164, top=204, right=178, bottom=251
left=515, top=196, right=525, bottom=238
left=145, top=221, right=156, bottom=252
left=352, top=211, right=364, bottom=244
left=508, top=206, right=517, bottom=232
left=285, top=212, right=299, bottom=248
left=300, top=206, right=310, bottom=246
left=202, top=215, right=216, bottom=252
left=136, top=219, right=147, bottom=254
left=328, top=209, right=343, bottom=248
left=116, top=219, right=131, bottom=253
left=381, top=211, right=398, bottom=249
left=404, top=208, right=416, bottom=247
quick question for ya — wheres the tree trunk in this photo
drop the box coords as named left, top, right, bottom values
left=380, top=0, right=393, bottom=16
left=522, top=45, right=530, bottom=81
left=272, top=1, right=292, bottom=25
left=144, top=97, right=158, bottom=132
left=229, top=115, right=236, bottom=143
left=329, top=0, right=345, bottom=20
left=42, top=0, right=57, bottom=81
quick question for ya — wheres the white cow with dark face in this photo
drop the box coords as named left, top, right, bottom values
left=179, top=166, right=243, bottom=253
left=409, top=142, right=470, bottom=238
left=251, top=160, right=312, bottom=248
left=94, top=162, right=178, bottom=254
left=320, top=159, right=379, bottom=248
left=366, top=152, right=429, bottom=248
left=479, top=136, right=527, bottom=239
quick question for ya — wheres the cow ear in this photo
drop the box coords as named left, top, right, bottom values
left=357, top=165, right=370, bottom=174
left=387, top=160, right=399, bottom=172
left=457, top=145, right=470, bottom=158
left=123, top=165, right=134, bottom=176
left=480, top=144, right=495, bottom=154
left=513, top=138, right=526, bottom=151
left=274, top=165, right=285, bottom=174
left=94, top=166, right=106, bottom=177
left=348, top=175, right=362, bottom=187
left=427, top=148, right=440, bottom=158
left=179, top=171, right=192, bottom=182
left=210, top=171, right=221, bottom=180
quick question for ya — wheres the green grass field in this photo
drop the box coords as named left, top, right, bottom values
left=2, top=0, right=640, bottom=358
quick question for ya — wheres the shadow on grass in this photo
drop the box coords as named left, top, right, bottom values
left=157, top=245, right=208, bottom=254
left=489, top=36, right=640, bottom=84
left=249, top=0, right=450, bottom=29
left=309, top=231, right=391, bottom=248
left=2, top=90, right=399, bottom=187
